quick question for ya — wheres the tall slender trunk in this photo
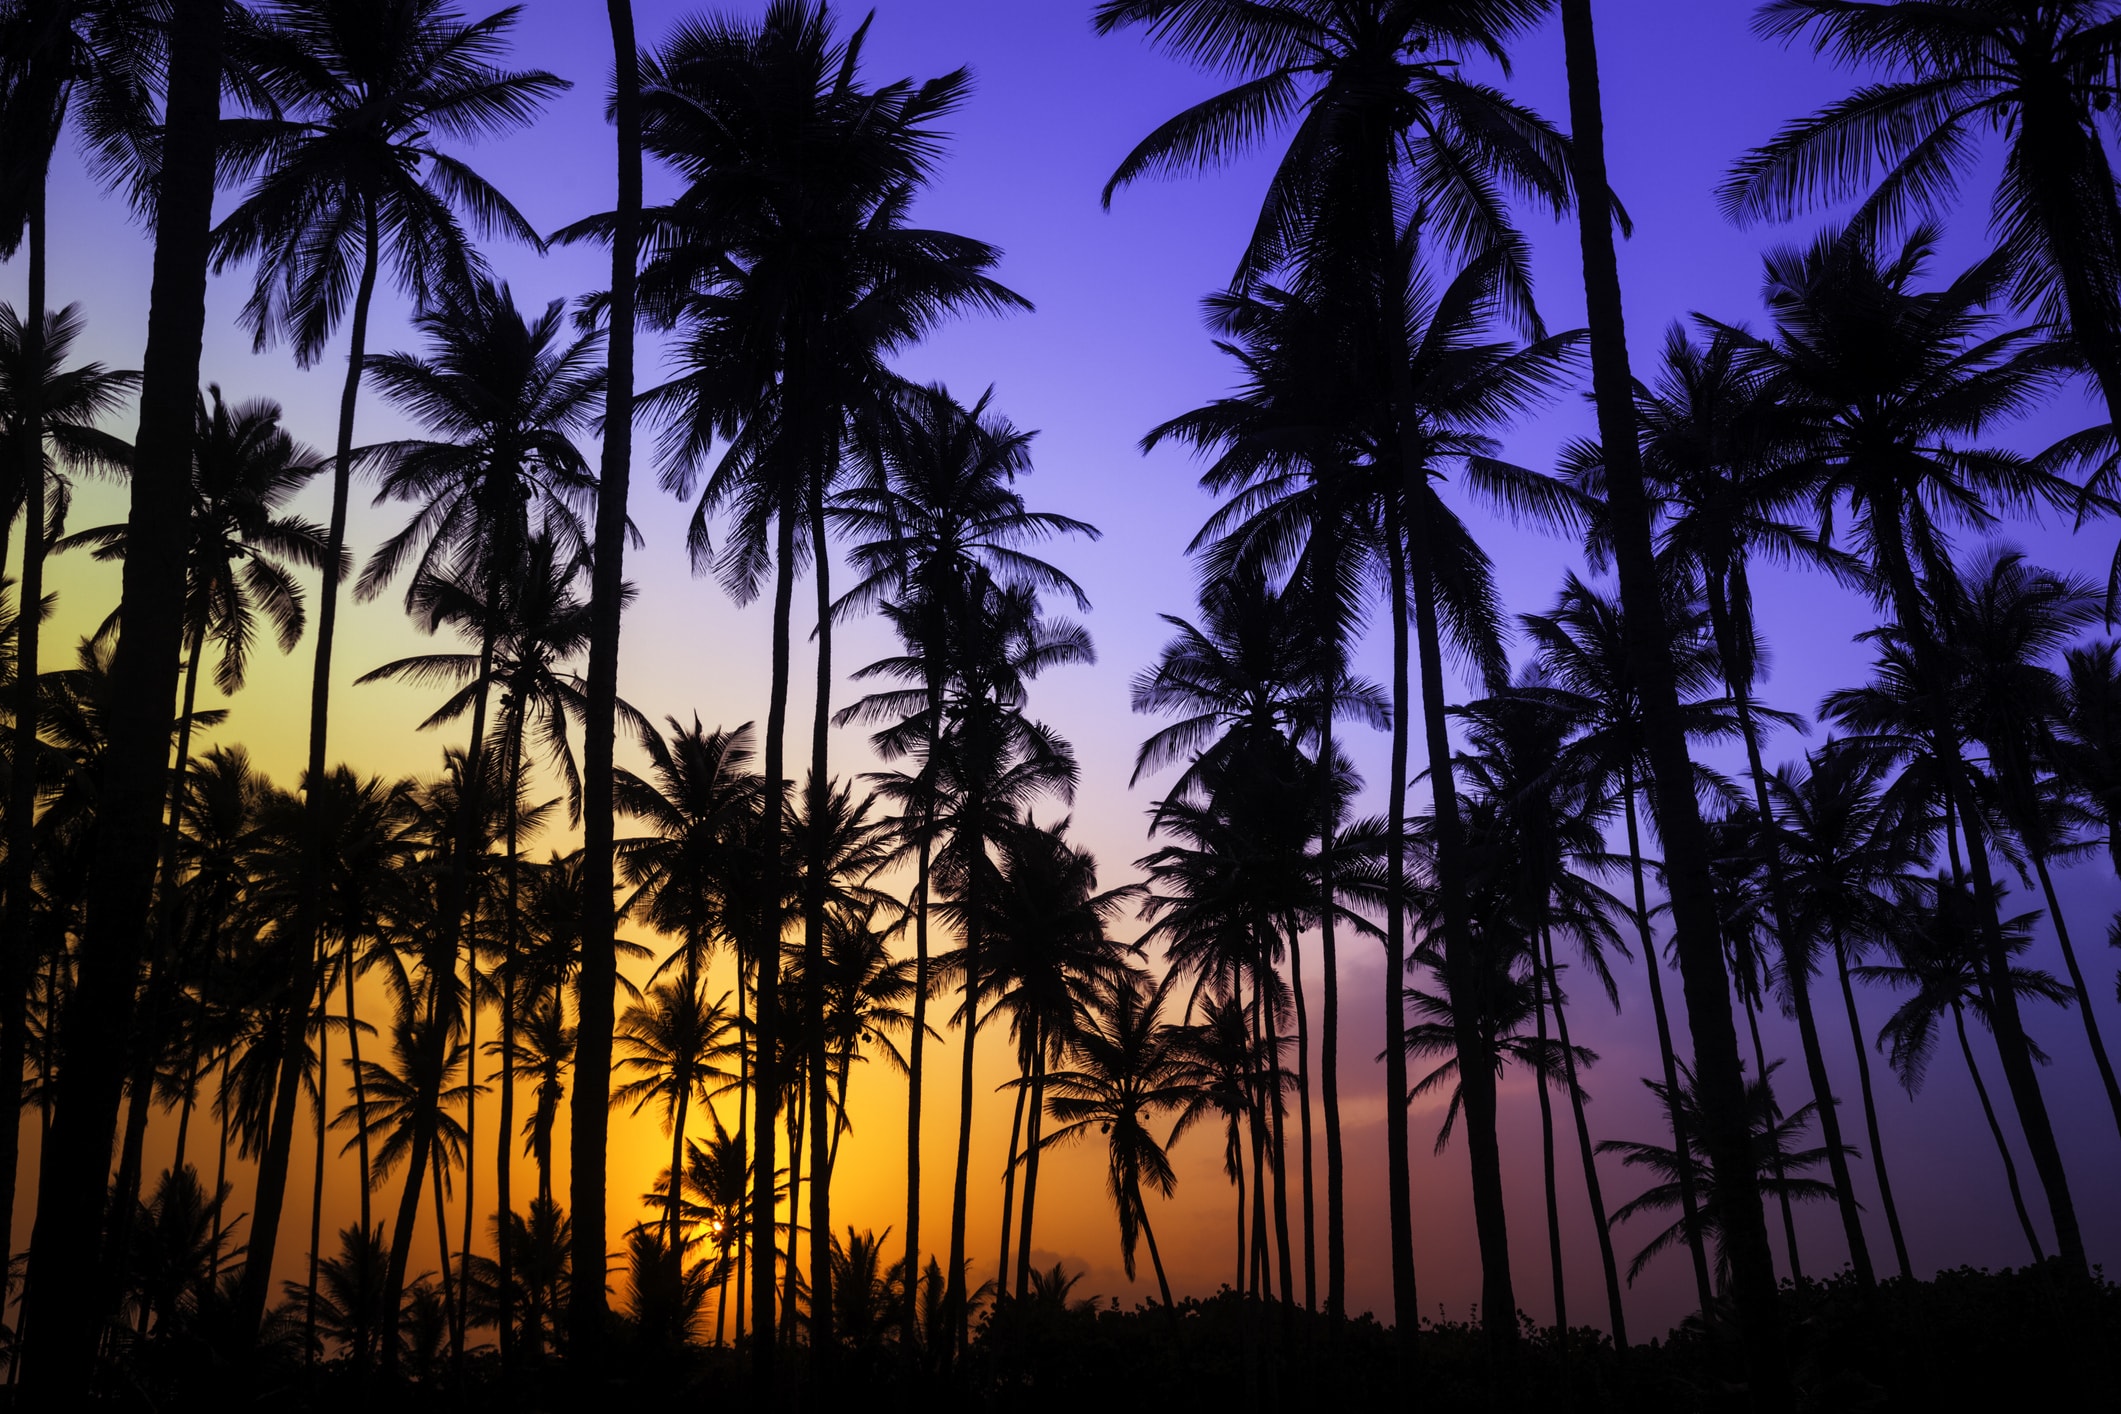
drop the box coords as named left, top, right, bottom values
left=1138, top=1196, right=1173, bottom=1309
left=306, top=999, right=328, bottom=1363
left=780, top=1076, right=805, bottom=1343
left=344, top=936, right=373, bottom=1237
left=1558, top=4, right=1783, bottom=1391
left=432, top=1139, right=457, bottom=1348
left=1262, top=952, right=1293, bottom=1309
left=1744, top=985, right=1804, bottom=1282
left=458, top=921, right=479, bottom=1366
left=572, top=0, right=643, bottom=1371
left=497, top=734, right=522, bottom=1367
left=735, top=953, right=750, bottom=1346
left=1543, top=931, right=1626, bottom=1348
left=751, top=510, right=797, bottom=1374
left=1774, top=914, right=1872, bottom=1283
left=1286, top=917, right=1316, bottom=1313
left=996, top=1047, right=1027, bottom=1300
left=903, top=822, right=931, bottom=1340
left=1314, top=714, right=1346, bottom=1319
left=2026, top=850, right=2121, bottom=1139
left=0, top=127, right=51, bottom=1324
left=946, top=864, right=984, bottom=1353
left=21, top=2, right=223, bottom=1385
left=1533, top=948, right=1567, bottom=1343
left=1619, top=769, right=1718, bottom=1307
left=1954, top=1003, right=2043, bottom=1263
left=1379, top=504, right=1420, bottom=1340
left=1014, top=1031, right=1045, bottom=1294
left=805, top=494, right=835, bottom=1362
left=1833, top=936, right=1910, bottom=1279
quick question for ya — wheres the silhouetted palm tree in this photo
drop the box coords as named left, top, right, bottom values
left=1036, top=968, right=1189, bottom=1308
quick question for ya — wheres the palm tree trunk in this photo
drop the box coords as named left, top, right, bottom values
left=1533, top=949, right=1567, bottom=1344
left=2026, top=850, right=2121, bottom=1140
left=20, top=2, right=223, bottom=1384
left=574, top=0, right=644, bottom=1371
left=780, top=1076, right=805, bottom=1343
left=1232, top=1120, right=1246, bottom=1295
left=1954, top=1003, right=2043, bottom=1263
left=1558, top=3, right=1784, bottom=1386
left=0, top=119, right=50, bottom=1326
left=345, top=935, right=373, bottom=1239
left=668, top=1077, right=691, bottom=1254
left=1262, top=955, right=1293, bottom=1309
left=432, top=1141, right=457, bottom=1349
left=497, top=732, right=522, bottom=1368
left=903, top=824, right=931, bottom=1342
left=1285, top=916, right=1317, bottom=1313
left=1744, top=983, right=1804, bottom=1282
left=1378, top=502, right=1421, bottom=1340
left=805, top=493, right=836, bottom=1362
left=306, top=1001, right=328, bottom=1363
left=946, top=889, right=984, bottom=1354
left=1014, top=1032, right=1045, bottom=1294
left=1314, top=713, right=1346, bottom=1319
left=1246, top=979, right=1269, bottom=1300
left=1618, top=765, right=1719, bottom=1306
left=210, top=1050, right=231, bottom=1287
left=735, top=956, right=750, bottom=1346
left=1543, top=932, right=1626, bottom=1348
left=1138, top=1196, right=1174, bottom=1309
left=1774, top=913, right=1874, bottom=1284
left=996, top=1046, right=1027, bottom=1300
left=752, top=510, right=798, bottom=1371
left=1833, top=935, right=1911, bottom=1279
left=459, top=935, right=478, bottom=1366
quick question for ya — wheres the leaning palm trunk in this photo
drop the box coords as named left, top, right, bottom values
left=1954, top=1001, right=2043, bottom=1263
left=751, top=509, right=799, bottom=1370
left=2013, top=816, right=2121, bottom=1140
left=1014, top=1029, right=1047, bottom=1294
left=1742, top=978, right=1805, bottom=1281
left=903, top=814, right=933, bottom=1341
left=572, top=0, right=644, bottom=1370
left=344, top=934, right=374, bottom=1237
left=306, top=1011, right=329, bottom=1362
left=1378, top=508, right=1421, bottom=1336
left=1617, top=766, right=1719, bottom=1306
left=1833, top=934, right=1911, bottom=1279
left=1543, top=931, right=1626, bottom=1348
left=21, top=1, right=224, bottom=1385
left=1558, top=0, right=1783, bottom=1386
left=497, top=728, right=524, bottom=1367
left=996, top=1047, right=1028, bottom=1299
left=1261, top=949, right=1293, bottom=1308
left=1314, top=694, right=1347, bottom=1319
left=946, top=873, right=985, bottom=1353
left=243, top=205, right=384, bottom=1345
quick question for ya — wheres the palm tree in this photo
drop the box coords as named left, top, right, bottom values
left=1098, top=0, right=1582, bottom=1339
left=1945, top=547, right=2121, bottom=1139
left=213, top=0, right=561, bottom=1343
left=1769, top=742, right=1926, bottom=1280
left=1861, top=876, right=2072, bottom=1264
left=1524, top=571, right=1735, bottom=1306
left=1599, top=1059, right=1839, bottom=1289
left=2059, top=640, right=2121, bottom=878
left=979, top=818, right=1130, bottom=1297
left=566, top=0, right=643, bottom=1368
left=837, top=380, right=1092, bottom=1330
left=625, top=6, right=1029, bottom=1362
left=1736, top=222, right=2089, bottom=1272
left=1557, top=0, right=1787, bottom=1372
left=1725, top=0, right=2121, bottom=445
left=21, top=0, right=229, bottom=1383
left=613, top=978, right=736, bottom=1255
left=0, top=299, right=133, bottom=1281
left=1034, top=968, right=1190, bottom=1308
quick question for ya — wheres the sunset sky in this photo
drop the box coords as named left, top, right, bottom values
left=10, top=0, right=2119, bottom=1337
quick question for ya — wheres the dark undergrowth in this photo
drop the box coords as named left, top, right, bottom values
left=44, top=1260, right=2119, bottom=1412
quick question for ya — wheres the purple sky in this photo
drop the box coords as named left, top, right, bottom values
left=13, top=0, right=2120, bottom=1334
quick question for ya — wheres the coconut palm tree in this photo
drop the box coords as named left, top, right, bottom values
left=1726, top=0, right=2121, bottom=444
left=212, top=0, right=561, bottom=1344
left=837, top=380, right=1092, bottom=1328
left=1735, top=222, right=2090, bottom=1272
left=1558, top=0, right=1787, bottom=1371
left=1945, top=547, right=2121, bottom=1139
left=614, top=979, right=736, bottom=1255
left=1034, top=967, right=1190, bottom=1308
left=1599, top=1059, right=1839, bottom=1289
left=1523, top=571, right=1737, bottom=1305
left=1861, top=876, right=2072, bottom=1265
left=623, top=6, right=1029, bottom=1360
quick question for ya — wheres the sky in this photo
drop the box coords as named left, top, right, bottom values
left=9, top=0, right=2121, bottom=1339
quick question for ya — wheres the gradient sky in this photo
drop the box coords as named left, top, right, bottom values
left=9, top=0, right=2119, bottom=1337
